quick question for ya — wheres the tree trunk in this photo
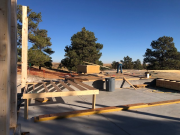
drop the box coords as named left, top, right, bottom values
left=39, top=66, right=41, bottom=70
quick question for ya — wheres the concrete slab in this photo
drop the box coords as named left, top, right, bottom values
left=18, top=87, right=180, bottom=135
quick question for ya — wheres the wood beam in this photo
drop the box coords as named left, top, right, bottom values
left=67, top=80, right=86, bottom=90
left=10, top=0, right=17, bottom=128
left=60, top=80, right=74, bottom=91
left=74, top=80, right=96, bottom=90
left=123, top=77, right=137, bottom=90
left=23, top=90, right=99, bottom=99
left=21, top=6, right=28, bottom=88
left=50, top=81, right=62, bottom=92
left=92, top=94, right=96, bottom=109
left=43, top=82, right=48, bottom=92
left=24, top=99, right=29, bottom=119
left=0, top=0, right=11, bottom=134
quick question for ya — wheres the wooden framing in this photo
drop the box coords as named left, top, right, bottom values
left=156, top=79, right=180, bottom=91
left=67, top=80, right=86, bottom=90
left=23, top=80, right=99, bottom=119
left=43, top=82, right=48, bottom=92
left=123, top=77, right=137, bottom=90
left=10, top=0, right=17, bottom=128
left=24, top=99, right=29, bottom=119
left=0, top=0, right=12, bottom=134
left=21, top=6, right=28, bottom=88
left=74, top=80, right=97, bottom=90
left=50, top=81, right=62, bottom=92
left=60, top=80, right=74, bottom=91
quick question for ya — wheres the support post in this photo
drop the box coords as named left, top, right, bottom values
left=24, top=99, right=29, bottom=119
left=10, top=0, right=17, bottom=128
left=0, top=0, right=11, bottom=134
left=92, top=94, right=96, bottom=109
left=21, top=6, right=28, bottom=88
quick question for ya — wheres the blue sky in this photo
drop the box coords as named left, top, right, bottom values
left=17, top=0, right=180, bottom=63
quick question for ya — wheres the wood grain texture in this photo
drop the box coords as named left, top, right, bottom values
left=50, top=81, right=62, bottom=92
left=43, top=82, right=48, bottom=92
left=21, top=6, right=28, bottom=88
left=23, top=90, right=99, bottom=99
left=60, top=80, right=74, bottom=91
left=74, top=80, right=96, bottom=90
left=92, top=94, right=96, bottom=109
left=10, top=0, right=17, bottom=128
left=24, top=99, right=29, bottom=119
left=123, top=77, right=137, bottom=90
left=67, top=80, right=86, bottom=90
left=0, top=0, right=11, bottom=134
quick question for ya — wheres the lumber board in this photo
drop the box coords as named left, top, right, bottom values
left=21, top=6, right=28, bottom=88
left=67, top=80, right=86, bottom=90
left=43, top=82, right=48, bottom=92
left=122, top=103, right=148, bottom=109
left=147, top=99, right=180, bottom=107
left=33, top=84, right=35, bottom=92
left=74, top=80, right=96, bottom=90
left=50, top=81, right=62, bottom=92
left=35, top=98, right=49, bottom=103
left=133, top=84, right=147, bottom=87
left=123, top=77, right=137, bottom=90
left=34, top=106, right=124, bottom=122
left=0, top=0, right=11, bottom=134
left=59, top=80, right=74, bottom=91
left=133, top=84, right=148, bottom=88
left=34, top=99, right=180, bottom=122
left=24, top=99, right=29, bottom=119
left=26, top=82, right=44, bottom=84
left=10, top=0, right=17, bottom=128
left=23, top=90, right=99, bottom=99
left=92, top=94, right=96, bottom=109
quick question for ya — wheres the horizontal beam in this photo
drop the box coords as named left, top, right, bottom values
left=34, top=99, right=180, bottom=122
left=23, top=90, right=99, bottom=99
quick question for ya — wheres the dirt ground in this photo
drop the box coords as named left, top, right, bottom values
left=17, top=64, right=180, bottom=82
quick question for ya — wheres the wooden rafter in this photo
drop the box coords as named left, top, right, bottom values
left=59, top=80, right=74, bottom=91
left=50, top=80, right=62, bottom=92
left=43, top=82, right=48, bottom=92
left=74, top=80, right=96, bottom=90
left=67, top=80, right=86, bottom=90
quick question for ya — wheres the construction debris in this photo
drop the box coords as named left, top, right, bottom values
left=133, top=84, right=148, bottom=88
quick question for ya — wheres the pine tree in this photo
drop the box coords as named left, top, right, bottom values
left=17, top=5, right=54, bottom=69
left=61, top=27, right=103, bottom=71
left=122, top=56, right=134, bottom=69
left=144, top=36, right=180, bottom=69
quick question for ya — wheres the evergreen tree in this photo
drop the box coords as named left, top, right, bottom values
left=17, top=5, right=54, bottom=69
left=143, top=36, right=180, bottom=69
left=133, top=59, right=143, bottom=70
left=61, top=27, right=103, bottom=71
left=122, top=56, right=134, bottom=69
left=111, top=61, right=117, bottom=69
left=143, top=60, right=147, bottom=69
